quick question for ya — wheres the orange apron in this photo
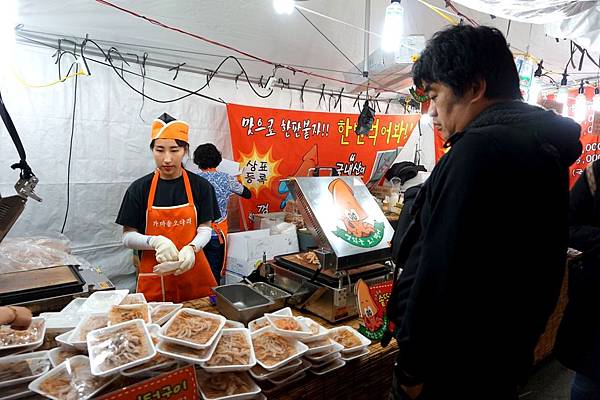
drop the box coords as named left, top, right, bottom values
left=137, top=169, right=217, bottom=302
left=212, top=218, right=229, bottom=277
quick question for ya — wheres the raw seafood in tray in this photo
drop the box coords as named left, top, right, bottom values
left=0, top=318, right=45, bottom=348
left=86, top=319, right=156, bottom=376
left=197, top=371, right=260, bottom=399
left=108, top=304, right=151, bottom=325
left=160, top=309, right=225, bottom=349
left=206, top=332, right=250, bottom=366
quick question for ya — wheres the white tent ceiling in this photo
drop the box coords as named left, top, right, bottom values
left=13, top=0, right=600, bottom=98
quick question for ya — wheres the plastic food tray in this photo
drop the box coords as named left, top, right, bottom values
left=310, top=357, right=346, bottom=376
left=28, top=355, right=117, bottom=400
left=158, top=308, right=225, bottom=350
left=69, top=313, right=108, bottom=350
left=308, top=351, right=341, bottom=368
left=108, top=304, right=151, bottom=326
left=340, top=346, right=370, bottom=361
left=247, top=307, right=292, bottom=332
left=0, top=350, right=50, bottom=388
left=328, top=326, right=371, bottom=353
left=86, top=319, right=156, bottom=377
left=264, top=314, right=312, bottom=340
left=200, top=328, right=256, bottom=372
left=78, top=289, right=129, bottom=314
left=297, top=317, right=329, bottom=343
left=156, top=331, right=222, bottom=364
left=47, top=347, right=83, bottom=368
left=150, top=304, right=183, bottom=326
left=251, top=327, right=308, bottom=371
left=224, top=320, right=245, bottom=329
left=39, top=312, right=81, bottom=333
left=55, top=330, right=76, bottom=349
left=304, top=338, right=338, bottom=355
left=304, top=342, right=344, bottom=362
left=0, top=382, right=32, bottom=400
left=249, top=357, right=302, bottom=381
left=266, top=358, right=311, bottom=385
left=197, top=371, right=261, bottom=400
left=60, top=297, right=87, bottom=314
left=120, top=293, right=147, bottom=305
left=0, top=317, right=46, bottom=351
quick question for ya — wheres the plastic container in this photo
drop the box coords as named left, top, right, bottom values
left=158, top=308, right=225, bottom=350
left=55, top=330, right=77, bottom=349
left=39, top=312, right=81, bottom=333
left=156, top=332, right=222, bottom=364
left=248, top=307, right=292, bottom=332
left=120, top=293, right=147, bottom=305
left=310, top=357, right=346, bottom=376
left=224, top=320, right=244, bottom=329
left=340, top=346, right=370, bottom=362
left=304, top=338, right=337, bottom=355
left=267, top=359, right=311, bottom=385
left=308, top=351, right=341, bottom=368
left=28, top=355, right=117, bottom=400
left=148, top=301, right=173, bottom=310
left=251, top=327, right=308, bottom=371
left=297, top=317, right=329, bottom=343
left=196, top=371, right=261, bottom=400
left=0, top=382, right=32, bottom=400
left=60, top=297, right=87, bottom=314
left=48, top=347, right=83, bottom=367
left=108, top=304, right=151, bottom=325
left=304, top=342, right=343, bottom=362
left=200, top=328, right=256, bottom=372
left=264, top=314, right=312, bottom=340
left=87, top=319, right=156, bottom=377
left=0, top=317, right=46, bottom=351
left=78, top=289, right=129, bottom=314
left=249, top=357, right=302, bottom=381
left=150, top=304, right=182, bottom=326
left=0, top=350, right=50, bottom=388
left=328, top=326, right=371, bottom=353
left=70, top=313, right=108, bottom=350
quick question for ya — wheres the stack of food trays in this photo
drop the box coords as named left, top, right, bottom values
left=328, top=326, right=371, bottom=363
left=0, top=350, right=51, bottom=399
left=246, top=308, right=310, bottom=392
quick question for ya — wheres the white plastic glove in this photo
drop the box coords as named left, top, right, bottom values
left=153, top=260, right=183, bottom=275
left=174, top=245, right=195, bottom=276
left=149, top=235, right=179, bottom=263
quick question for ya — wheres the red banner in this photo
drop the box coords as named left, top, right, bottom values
left=227, top=104, right=420, bottom=227
left=97, top=365, right=198, bottom=400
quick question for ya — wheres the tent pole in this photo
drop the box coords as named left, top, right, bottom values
left=363, top=0, right=371, bottom=78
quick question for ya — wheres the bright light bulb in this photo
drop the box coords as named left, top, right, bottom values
left=527, top=78, right=541, bottom=105
left=556, top=86, right=569, bottom=104
left=273, top=0, right=295, bottom=15
left=593, top=93, right=600, bottom=112
left=574, top=93, right=587, bottom=123
left=381, top=1, right=404, bottom=53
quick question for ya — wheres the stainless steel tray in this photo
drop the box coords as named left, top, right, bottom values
left=251, top=282, right=291, bottom=312
left=213, top=284, right=274, bottom=324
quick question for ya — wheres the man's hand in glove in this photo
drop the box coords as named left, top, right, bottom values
left=175, top=245, right=195, bottom=276
left=149, top=235, right=179, bottom=263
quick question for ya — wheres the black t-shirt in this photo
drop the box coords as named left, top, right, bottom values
left=116, top=170, right=221, bottom=233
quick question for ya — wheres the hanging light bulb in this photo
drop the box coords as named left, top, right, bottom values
left=527, top=77, right=541, bottom=105
left=556, top=86, right=569, bottom=104
left=273, top=0, right=295, bottom=15
left=574, top=81, right=587, bottom=123
left=381, top=0, right=404, bottom=53
left=593, top=86, right=600, bottom=112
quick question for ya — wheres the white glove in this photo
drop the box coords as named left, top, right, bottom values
left=149, top=235, right=179, bottom=263
left=153, top=260, right=183, bottom=276
left=174, top=245, right=196, bottom=276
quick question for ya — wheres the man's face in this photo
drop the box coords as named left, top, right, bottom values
left=425, top=82, right=476, bottom=141
left=152, top=138, right=185, bottom=179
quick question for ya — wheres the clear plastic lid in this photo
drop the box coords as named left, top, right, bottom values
left=78, top=290, right=129, bottom=314
left=200, top=328, right=256, bottom=372
left=158, top=308, right=225, bottom=350
left=196, top=371, right=261, bottom=400
left=0, top=350, right=51, bottom=388
left=250, top=327, right=308, bottom=371
left=108, top=304, right=151, bottom=326
left=0, top=317, right=46, bottom=350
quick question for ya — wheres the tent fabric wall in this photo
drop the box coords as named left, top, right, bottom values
left=0, top=44, right=409, bottom=290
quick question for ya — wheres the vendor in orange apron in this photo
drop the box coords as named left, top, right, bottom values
left=116, top=113, right=219, bottom=302
left=194, top=143, right=252, bottom=282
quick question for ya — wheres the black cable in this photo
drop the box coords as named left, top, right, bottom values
left=61, top=73, right=78, bottom=234
left=139, top=52, right=148, bottom=122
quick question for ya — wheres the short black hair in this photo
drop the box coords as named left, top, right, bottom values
left=193, top=143, right=222, bottom=169
left=150, top=139, right=189, bottom=151
left=413, top=25, right=521, bottom=100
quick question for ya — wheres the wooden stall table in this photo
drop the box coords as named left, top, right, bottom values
left=184, top=298, right=399, bottom=400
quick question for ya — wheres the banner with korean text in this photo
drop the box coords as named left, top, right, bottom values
left=227, top=103, right=420, bottom=228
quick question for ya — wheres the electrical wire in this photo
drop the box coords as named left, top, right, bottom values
left=94, top=0, right=404, bottom=94
left=61, top=72, right=78, bottom=234
left=444, top=0, right=479, bottom=26
left=417, top=0, right=459, bottom=25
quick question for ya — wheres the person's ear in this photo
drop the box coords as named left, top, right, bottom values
left=469, top=78, right=487, bottom=104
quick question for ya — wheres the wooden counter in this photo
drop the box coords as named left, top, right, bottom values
left=183, top=298, right=399, bottom=400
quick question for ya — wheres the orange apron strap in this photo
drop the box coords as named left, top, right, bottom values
left=147, top=170, right=160, bottom=210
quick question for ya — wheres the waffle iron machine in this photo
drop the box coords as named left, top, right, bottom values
left=260, top=176, right=395, bottom=322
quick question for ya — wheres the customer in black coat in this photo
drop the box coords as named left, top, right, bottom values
left=386, top=25, right=582, bottom=400
left=555, top=161, right=600, bottom=400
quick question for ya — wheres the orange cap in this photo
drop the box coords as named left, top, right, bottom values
left=150, top=118, right=189, bottom=143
